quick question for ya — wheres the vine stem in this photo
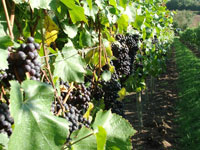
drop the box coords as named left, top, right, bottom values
left=40, top=10, right=65, bottom=116
left=2, top=0, right=14, bottom=40
left=70, top=133, right=94, bottom=146
left=10, top=1, right=15, bottom=30
left=97, top=12, right=102, bottom=78
left=56, top=83, right=74, bottom=116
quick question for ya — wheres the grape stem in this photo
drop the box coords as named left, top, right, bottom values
left=56, top=83, right=74, bottom=116
left=2, top=0, right=14, bottom=40
left=40, top=10, right=65, bottom=116
left=69, top=133, right=94, bottom=146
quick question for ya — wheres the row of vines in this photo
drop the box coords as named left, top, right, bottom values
left=180, top=25, right=200, bottom=50
left=0, top=0, right=174, bottom=150
left=174, top=39, right=200, bottom=150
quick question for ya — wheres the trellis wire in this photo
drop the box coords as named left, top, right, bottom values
left=39, top=46, right=101, bottom=65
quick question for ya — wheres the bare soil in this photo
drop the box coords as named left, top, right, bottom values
left=124, top=49, right=179, bottom=150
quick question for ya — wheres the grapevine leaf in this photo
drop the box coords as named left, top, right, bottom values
left=13, top=0, right=52, bottom=9
left=86, top=0, right=92, bottom=10
left=0, top=133, right=9, bottom=150
left=60, top=0, right=75, bottom=9
left=96, top=126, right=107, bottom=150
left=119, top=0, right=127, bottom=9
left=69, top=5, right=88, bottom=24
left=117, top=14, right=129, bottom=33
left=0, top=36, right=13, bottom=49
left=83, top=102, right=94, bottom=120
left=60, top=0, right=88, bottom=24
left=101, top=70, right=111, bottom=82
left=53, top=46, right=86, bottom=83
left=0, top=49, right=8, bottom=70
left=109, top=0, right=117, bottom=8
left=92, top=110, right=136, bottom=150
left=63, top=24, right=78, bottom=38
left=117, top=88, right=126, bottom=101
left=9, top=80, right=69, bottom=150
left=70, top=127, right=97, bottom=150
left=133, top=15, right=145, bottom=30
left=79, top=30, right=92, bottom=47
left=0, top=24, right=10, bottom=70
left=44, top=15, right=59, bottom=46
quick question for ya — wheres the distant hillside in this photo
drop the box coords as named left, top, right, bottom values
left=167, top=0, right=200, bottom=11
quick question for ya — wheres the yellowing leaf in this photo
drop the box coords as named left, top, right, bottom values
left=83, top=102, right=94, bottom=120
left=117, top=88, right=126, bottom=101
left=45, top=30, right=58, bottom=46
left=44, top=16, right=59, bottom=46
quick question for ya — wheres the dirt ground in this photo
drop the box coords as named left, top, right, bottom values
left=124, top=49, right=179, bottom=150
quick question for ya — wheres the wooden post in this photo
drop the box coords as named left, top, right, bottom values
left=136, top=92, right=143, bottom=128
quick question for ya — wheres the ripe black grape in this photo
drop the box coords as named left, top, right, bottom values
left=27, top=37, right=34, bottom=43
left=0, top=103, right=14, bottom=136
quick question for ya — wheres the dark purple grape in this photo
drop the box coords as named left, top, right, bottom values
left=29, top=63, right=35, bottom=69
left=18, top=51, right=27, bottom=60
left=20, top=43, right=26, bottom=51
left=27, top=52, right=35, bottom=59
left=34, top=43, right=40, bottom=50
left=25, top=59, right=32, bottom=65
left=33, top=51, right=38, bottom=58
left=35, top=66, right=40, bottom=72
left=30, top=69, right=36, bottom=76
left=36, top=72, right=40, bottom=78
left=24, top=65, right=31, bottom=72
left=26, top=43, right=35, bottom=52
left=27, top=37, right=34, bottom=43
left=33, top=59, right=39, bottom=66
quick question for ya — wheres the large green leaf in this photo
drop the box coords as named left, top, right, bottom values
left=13, top=0, right=52, bottom=9
left=92, top=110, right=136, bottom=150
left=0, top=133, right=9, bottom=150
left=96, top=126, right=107, bottom=150
left=79, top=30, right=92, bottom=47
left=119, top=0, right=127, bottom=9
left=117, top=14, right=129, bottom=33
left=86, top=0, right=92, bottom=9
left=60, top=0, right=88, bottom=24
left=8, top=80, right=69, bottom=150
left=0, top=24, right=12, bottom=70
left=133, top=14, right=145, bottom=30
left=70, top=127, right=97, bottom=150
left=53, top=46, right=86, bottom=83
left=63, top=24, right=78, bottom=38
left=109, top=0, right=117, bottom=7
left=0, top=49, right=9, bottom=70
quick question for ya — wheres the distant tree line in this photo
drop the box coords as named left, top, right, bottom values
left=166, top=0, right=200, bottom=11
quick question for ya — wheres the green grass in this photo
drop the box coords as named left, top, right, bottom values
left=174, top=39, right=200, bottom=150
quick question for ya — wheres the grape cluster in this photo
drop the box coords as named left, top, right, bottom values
left=0, top=103, right=14, bottom=136
left=66, top=83, right=91, bottom=115
left=102, top=76, right=124, bottom=116
left=51, top=81, right=91, bottom=134
left=64, top=104, right=90, bottom=133
left=112, top=43, right=132, bottom=76
left=4, top=37, right=41, bottom=82
left=112, top=34, right=139, bottom=78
